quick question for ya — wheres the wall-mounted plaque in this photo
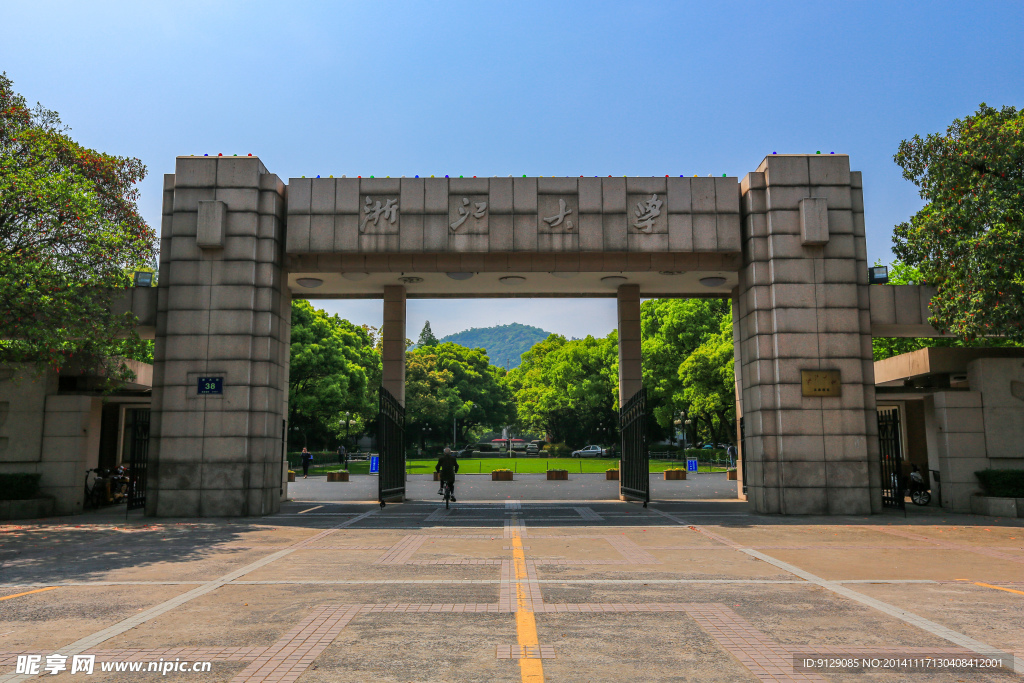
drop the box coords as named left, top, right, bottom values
left=801, top=370, right=841, bottom=397
left=197, top=377, right=223, bottom=395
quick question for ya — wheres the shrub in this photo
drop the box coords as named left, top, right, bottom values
left=665, top=467, right=686, bottom=472
left=974, top=470, right=1024, bottom=498
left=492, top=468, right=512, bottom=473
left=477, top=443, right=496, bottom=452
left=606, top=467, right=619, bottom=472
left=0, top=473, right=42, bottom=500
left=544, top=443, right=572, bottom=458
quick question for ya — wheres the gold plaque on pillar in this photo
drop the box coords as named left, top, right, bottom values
left=801, top=370, right=841, bottom=397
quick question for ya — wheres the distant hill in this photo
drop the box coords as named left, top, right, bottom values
left=440, top=323, right=552, bottom=369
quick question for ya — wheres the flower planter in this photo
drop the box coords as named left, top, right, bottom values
left=606, top=470, right=619, bottom=480
left=664, top=470, right=687, bottom=480
left=546, top=470, right=568, bottom=480
left=287, top=471, right=296, bottom=482
left=327, top=471, right=349, bottom=482
left=727, top=469, right=738, bottom=481
left=492, top=471, right=513, bottom=481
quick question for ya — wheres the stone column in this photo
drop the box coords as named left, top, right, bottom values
left=617, top=284, right=642, bottom=406
left=148, top=156, right=288, bottom=517
left=736, top=154, right=876, bottom=515
left=382, top=285, right=406, bottom=406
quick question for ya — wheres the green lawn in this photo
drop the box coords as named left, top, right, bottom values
left=300, top=457, right=728, bottom=475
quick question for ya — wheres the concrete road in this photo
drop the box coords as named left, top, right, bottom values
left=1, top=501, right=1022, bottom=682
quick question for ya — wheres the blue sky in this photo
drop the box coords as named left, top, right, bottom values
left=4, top=1, right=1021, bottom=339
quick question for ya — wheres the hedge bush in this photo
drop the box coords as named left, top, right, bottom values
left=974, top=469, right=1024, bottom=498
left=0, top=473, right=42, bottom=500
left=543, top=443, right=572, bottom=458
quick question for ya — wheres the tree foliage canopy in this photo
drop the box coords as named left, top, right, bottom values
left=416, top=320, right=439, bottom=347
left=288, top=300, right=380, bottom=448
left=505, top=333, right=619, bottom=446
left=406, top=342, right=515, bottom=446
left=893, top=103, right=1024, bottom=342
left=0, top=73, right=155, bottom=381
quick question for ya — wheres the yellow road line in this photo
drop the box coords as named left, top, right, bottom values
left=974, top=582, right=1024, bottom=596
left=512, top=524, right=544, bottom=683
left=0, top=587, right=56, bottom=601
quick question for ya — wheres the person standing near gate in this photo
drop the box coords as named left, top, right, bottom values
left=337, top=443, right=348, bottom=469
left=727, top=444, right=737, bottom=468
left=300, top=447, right=313, bottom=479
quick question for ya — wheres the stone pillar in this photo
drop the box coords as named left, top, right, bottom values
left=617, top=284, right=642, bottom=406
left=731, top=291, right=745, bottom=499
left=736, top=154, right=876, bottom=515
left=382, top=285, right=406, bottom=406
left=148, top=156, right=289, bottom=517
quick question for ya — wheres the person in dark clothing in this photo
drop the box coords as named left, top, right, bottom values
left=337, top=444, right=348, bottom=469
left=300, top=447, right=313, bottom=478
left=435, top=447, right=459, bottom=501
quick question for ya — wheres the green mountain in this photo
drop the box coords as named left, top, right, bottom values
left=440, top=323, right=552, bottom=369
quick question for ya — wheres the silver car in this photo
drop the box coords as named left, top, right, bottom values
left=571, top=445, right=605, bottom=458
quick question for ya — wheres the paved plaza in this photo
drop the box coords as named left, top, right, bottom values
left=1, top=499, right=1023, bottom=682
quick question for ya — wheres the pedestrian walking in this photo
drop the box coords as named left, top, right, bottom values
left=300, top=447, right=313, bottom=478
left=337, top=443, right=348, bottom=469
left=727, top=444, right=738, bottom=468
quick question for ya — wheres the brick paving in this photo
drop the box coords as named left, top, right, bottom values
left=2, top=502, right=1023, bottom=682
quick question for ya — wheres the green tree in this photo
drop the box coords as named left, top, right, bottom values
left=893, top=103, right=1024, bottom=342
left=678, top=314, right=736, bottom=446
left=871, top=259, right=1023, bottom=361
left=417, top=320, right=439, bottom=347
left=406, top=342, right=515, bottom=447
left=288, top=301, right=380, bottom=449
left=640, top=298, right=730, bottom=442
left=505, top=333, right=619, bottom=447
left=0, top=73, right=155, bottom=382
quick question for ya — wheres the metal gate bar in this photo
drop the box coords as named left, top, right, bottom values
left=619, top=388, right=649, bottom=506
left=878, top=407, right=905, bottom=511
left=377, top=385, right=406, bottom=505
left=126, top=408, right=150, bottom=511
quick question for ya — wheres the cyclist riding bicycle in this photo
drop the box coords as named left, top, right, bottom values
left=435, top=446, right=459, bottom=502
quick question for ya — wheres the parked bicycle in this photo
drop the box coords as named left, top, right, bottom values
left=84, top=466, right=130, bottom=509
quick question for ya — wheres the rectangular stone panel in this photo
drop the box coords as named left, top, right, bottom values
left=626, top=177, right=666, bottom=194
left=538, top=194, right=579, bottom=233
left=602, top=214, right=627, bottom=251
left=808, top=155, right=851, bottom=186
left=692, top=214, right=717, bottom=251
left=360, top=177, right=400, bottom=194
left=310, top=179, right=336, bottom=213
left=358, top=196, right=400, bottom=234
left=450, top=233, right=489, bottom=252
left=513, top=214, right=538, bottom=251
left=173, top=188, right=215, bottom=213
left=579, top=213, right=603, bottom=251
left=399, top=177, right=424, bottom=213
left=666, top=177, right=691, bottom=213
left=489, top=214, right=513, bottom=251
left=537, top=232, right=578, bottom=252
left=602, top=177, right=626, bottom=213
left=627, top=233, right=668, bottom=252
left=424, top=177, right=449, bottom=213
left=334, top=214, right=358, bottom=252
left=715, top=177, right=740, bottom=213
left=424, top=214, right=448, bottom=251
left=335, top=178, right=360, bottom=213
left=450, top=177, right=488, bottom=194
left=578, top=177, right=602, bottom=212
left=626, top=194, right=667, bottom=234
left=717, top=214, right=741, bottom=251
left=489, top=177, right=513, bottom=213
left=359, top=233, right=400, bottom=252
left=287, top=178, right=311, bottom=214
left=691, top=177, right=716, bottom=212
left=175, top=157, right=217, bottom=188
left=399, top=214, right=423, bottom=251
left=513, top=177, right=538, bottom=213
left=538, top=177, right=576, bottom=194
left=757, top=155, right=810, bottom=186
left=308, top=215, right=334, bottom=251
left=196, top=201, right=226, bottom=248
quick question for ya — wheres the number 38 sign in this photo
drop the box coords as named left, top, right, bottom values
left=197, top=377, right=223, bottom=395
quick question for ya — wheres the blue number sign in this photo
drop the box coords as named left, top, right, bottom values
left=369, top=455, right=380, bottom=474
left=197, top=377, right=223, bottom=395
left=686, top=457, right=698, bottom=473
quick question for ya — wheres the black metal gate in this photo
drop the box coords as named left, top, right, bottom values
left=377, top=386, right=406, bottom=506
left=125, top=408, right=150, bottom=511
left=619, top=388, right=649, bottom=506
left=878, top=407, right=904, bottom=511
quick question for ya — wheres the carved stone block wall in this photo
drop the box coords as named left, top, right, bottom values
left=736, top=155, right=878, bottom=515
left=149, top=157, right=289, bottom=517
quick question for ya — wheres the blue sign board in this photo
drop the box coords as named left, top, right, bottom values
left=686, top=457, right=698, bottom=473
left=369, top=455, right=380, bottom=474
left=197, top=377, right=223, bottom=395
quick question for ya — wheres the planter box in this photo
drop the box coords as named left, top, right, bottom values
left=287, top=472, right=296, bottom=482
left=491, top=471, right=513, bottom=481
left=0, top=496, right=56, bottom=521
left=546, top=470, right=568, bottom=480
left=664, top=470, right=687, bottom=481
left=606, top=470, right=619, bottom=480
left=727, top=469, right=738, bottom=481
left=970, top=495, right=1024, bottom=518
left=326, top=471, right=349, bottom=482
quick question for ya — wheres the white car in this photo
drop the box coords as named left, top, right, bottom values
left=572, top=445, right=605, bottom=458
